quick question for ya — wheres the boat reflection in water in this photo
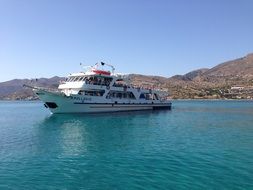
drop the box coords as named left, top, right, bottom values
left=35, top=110, right=170, bottom=157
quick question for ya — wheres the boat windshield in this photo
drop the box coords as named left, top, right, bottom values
left=67, top=76, right=112, bottom=86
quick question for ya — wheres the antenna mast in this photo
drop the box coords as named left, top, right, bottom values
left=100, top=62, right=115, bottom=74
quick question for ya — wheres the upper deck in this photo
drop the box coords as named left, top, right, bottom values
left=57, top=62, right=169, bottom=100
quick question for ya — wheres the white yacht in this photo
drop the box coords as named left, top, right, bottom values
left=29, top=62, right=172, bottom=113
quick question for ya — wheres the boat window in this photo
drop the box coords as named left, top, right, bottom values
left=78, top=77, right=84, bottom=81
left=117, top=93, right=122, bottom=98
left=113, top=79, right=129, bottom=88
left=81, top=77, right=87, bottom=81
left=68, top=77, right=75, bottom=82
left=71, top=77, right=77, bottom=82
left=106, top=91, right=136, bottom=99
left=140, top=94, right=145, bottom=99
left=85, top=76, right=112, bottom=86
left=78, top=90, right=105, bottom=96
left=154, top=93, right=159, bottom=100
left=128, top=92, right=135, bottom=99
left=103, top=77, right=113, bottom=86
left=67, top=76, right=86, bottom=82
left=123, top=93, right=127, bottom=99
left=139, top=93, right=153, bottom=100
left=74, top=77, right=81, bottom=82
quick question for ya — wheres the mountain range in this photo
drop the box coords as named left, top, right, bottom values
left=1, top=53, right=253, bottom=100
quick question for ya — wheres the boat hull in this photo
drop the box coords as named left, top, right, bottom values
left=35, top=90, right=171, bottom=114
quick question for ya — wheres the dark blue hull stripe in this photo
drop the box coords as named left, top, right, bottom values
left=73, top=102, right=171, bottom=105
left=72, top=102, right=171, bottom=110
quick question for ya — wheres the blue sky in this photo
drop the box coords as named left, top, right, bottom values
left=1, top=0, right=253, bottom=82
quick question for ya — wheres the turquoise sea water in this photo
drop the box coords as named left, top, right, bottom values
left=0, top=100, right=253, bottom=189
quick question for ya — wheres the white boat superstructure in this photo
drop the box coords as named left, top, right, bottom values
left=31, top=62, right=172, bottom=113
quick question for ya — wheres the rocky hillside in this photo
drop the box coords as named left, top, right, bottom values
left=167, top=53, right=253, bottom=98
left=204, top=53, right=253, bottom=77
left=0, top=53, right=253, bottom=100
left=0, top=77, right=63, bottom=100
left=128, top=53, right=253, bottom=99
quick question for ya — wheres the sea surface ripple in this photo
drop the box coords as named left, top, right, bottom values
left=0, top=100, right=253, bottom=189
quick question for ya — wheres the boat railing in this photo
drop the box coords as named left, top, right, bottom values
left=23, top=84, right=61, bottom=93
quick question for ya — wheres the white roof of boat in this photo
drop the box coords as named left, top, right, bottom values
left=68, top=71, right=114, bottom=77
left=68, top=72, right=86, bottom=77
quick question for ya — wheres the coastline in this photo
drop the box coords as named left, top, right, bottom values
left=1, top=99, right=252, bottom=102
